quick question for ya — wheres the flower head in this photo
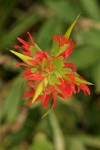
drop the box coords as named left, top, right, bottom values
left=10, top=17, right=92, bottom=109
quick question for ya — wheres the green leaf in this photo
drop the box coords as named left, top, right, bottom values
left=48, top=73, right=59, bottom=85
left=57, top=44, right=68, bottom=56
left=0, top=13, right=40, bottom=49
left=80, top=0, right=100, bottom=20
left=75, top=76, right=93, bottom=85
left=81, top=29, right=100, bottom=48
left=10, top=50, right=33, bottom=65
left=42, top=58, right=50, bottom=68
left=67, top=46, right=100, bottom=69
left=50, top=40, right=59, bottom=56
left=36, top=18, right=58, bottom=50
left=69, top=138, right=86, bottom=150
left=57, top=68, right=69, bottom=77
left=64, top=15, right=79, bottom=39
left=29, top=133, right=53, bottom=150
left=92, top=62, right=100, bottom=93
left=45, top=0, right=78, bottom=22
left=52, top=56, right=64, bottom=71
left=0, top=0, right=17, bottom=31
left=32, top=78, right=48, bottom=103
left=1, top=77, right=25, bottom=122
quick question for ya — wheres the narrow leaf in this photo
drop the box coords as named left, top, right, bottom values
left=64, top=14, right=80, bottom=39
left=32, top=78, right=48, bottom=103
left=10, top=50, right=33, bottom=65
left=75, top=76, right=93, bottom=85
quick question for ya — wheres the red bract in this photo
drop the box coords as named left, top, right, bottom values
left=10, top=18, right=92, bottom=109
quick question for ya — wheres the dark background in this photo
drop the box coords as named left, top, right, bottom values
left=0, top=0, right=100, bottom=150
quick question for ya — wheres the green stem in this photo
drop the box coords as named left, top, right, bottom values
left=49, top=111, right=65, bottom=150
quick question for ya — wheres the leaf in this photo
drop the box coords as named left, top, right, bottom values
left=1, top=77, right=25, bottom=122
left=69, top=138, right=86, bottom=150
left=29, top=133, right=53, bottom=150
left=42, top=58, right=50, bottom=68
left=64, top=15, right=80, bottom=39
left=49, top=111, right=65, bottom=150
left=67, top=46, right=100, bottom=69
left=45, top=0, right=78, bottom=22
left=52, top=56, right=64, bottom=71
left=80, top=0, right=100, bottom=20
left=92, top=62, right=100, bottom=93
left=75, top=76, right=93, bottom=85
left=10, top=50, right=33, bottom=65
left=48, top=73, right=59, bottom=85
left=50, top=40, right=59, bottom=56
left=32, top=78, right=48, bottom=103
left=0, top=0, right=17, bottom=31
left=81, top=29, right=100, bottom=48
left=0, top=13, right=40, bottom=49
left=57, top=44, right=68, bottom=56
left=36, top=18, right=59, bottom=50
left=30, top=44, right=42, bottom=56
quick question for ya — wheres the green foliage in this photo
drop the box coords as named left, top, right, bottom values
left=0, top=0, right=100, bottom=150
left=79, top=0, right=100, bottom=20
left=29, top=133, right=53, bottom=150
left=1, top=77, right=25, bottom=122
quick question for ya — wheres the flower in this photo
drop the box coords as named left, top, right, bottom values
left=10, top=17, right=92, bottom=109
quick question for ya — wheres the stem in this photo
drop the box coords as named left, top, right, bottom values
left=49, top=111, right=65, bottom=150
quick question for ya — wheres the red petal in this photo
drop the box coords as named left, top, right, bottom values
left=29, top=73, right=44, bottom=81
left=67, top=73, right=75, bottom=83
left=16, top=63, right=28, bottom=67
left=42, top=94, right=50, bottom=109
left=14, top=45, right=22, bottom=49
left=28, top=99, right=32, bottom=106
left=23, top=51, right=31, bottom=56
left=17, top=37, right=30, bottom=46
left=27, top=32, right=35, bottom=45
left=78, top=84, right=90, bottom=95
left=53, top=35, right=60, bottom=42
left=24, top=91, right=34, bottom=98
left=57, top=78, right=76, bottom=100
left=59, top=41, right=76, bottom=59
left=35, top=51, right=49, bottom=62
left=53, top=35, right=67, bottom=46
left=52, top=92, right=57, bottom=108
left=22, top=68, right=31, bottom=78
left=28, top=59, right=37, bottom=65
left=27, top=81, right=36, bottom=88
left=64, top=62, right=75, bottom=68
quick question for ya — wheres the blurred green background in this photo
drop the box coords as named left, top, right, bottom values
left=0, top=0, right=100, bottom=150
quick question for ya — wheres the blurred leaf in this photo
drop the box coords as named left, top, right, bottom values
left=80, top=0, right=100, bottom=20
left=92, top=62, right=100, bottom=93
left=45, top=0, right=79, bottom=22
left=67, top=46, right=100, bottom=69
left=29, top=133, right=53, bottom=150
left=49, top=111, right=65, bottom=150
left=2, top=77, right=25, bottom=122
left=80, top=135, right=100, bottom=149
left=69, top=139, right=86, bottom=150
left=0, top=13, right=40, bottom=49
left=36, top=18, right=62, bottom=50
left=81, top=29, right=100, bottom=48
left=0, top=0, right=17, bottom=31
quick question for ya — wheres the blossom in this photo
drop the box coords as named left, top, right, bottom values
left=10, top=17, right=92, bottom=109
